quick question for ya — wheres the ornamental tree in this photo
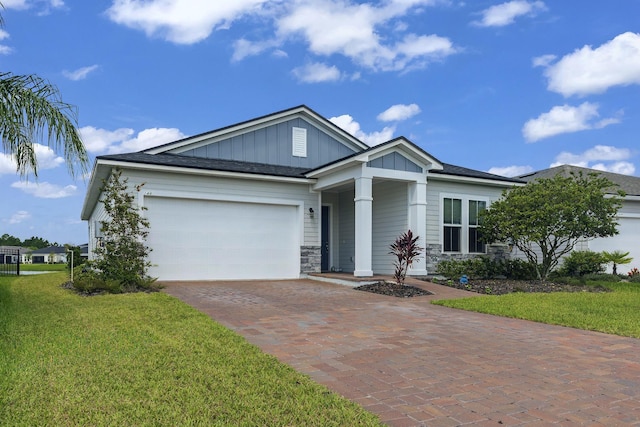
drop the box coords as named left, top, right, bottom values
left=91, top=168, right=155, bottom=291
left=479, top=172, right=624, bottom=280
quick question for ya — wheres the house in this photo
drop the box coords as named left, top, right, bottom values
left=519, top=165, right=640, bottom=275
left=30, top=246, right=68, bottom=264
left=0, top=246, right=27, bottom=265
left=81, top=105, right=524, bottom=281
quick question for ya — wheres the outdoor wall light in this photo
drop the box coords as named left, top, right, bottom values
left=308, top=207, right=314, bottom=218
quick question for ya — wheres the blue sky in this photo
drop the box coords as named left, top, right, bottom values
left=1, top=0, right=639, bottom=245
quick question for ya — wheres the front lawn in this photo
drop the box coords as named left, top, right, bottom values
left=19, top=263, right=67, bottom=271
left=0, top=273, right=382, bottom=426
left=433, top=281, right=640, bottom=338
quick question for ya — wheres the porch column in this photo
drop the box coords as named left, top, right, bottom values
left=354, top=176, right=373, bottom=277
left=408, top=180, right=428, bottom=276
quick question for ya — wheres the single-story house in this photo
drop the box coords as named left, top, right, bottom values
left=29, top=246, right=68, bottom=264
left=0, top=246, right=28, bottom=265
left=519, top=165, right=640, bottom=275
left=82, top=105, right=525, bottom=281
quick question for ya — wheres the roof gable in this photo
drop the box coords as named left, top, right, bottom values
left=143, top=105, right=368, bottom=170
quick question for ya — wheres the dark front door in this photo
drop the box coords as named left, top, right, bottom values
left=321, top=205, right=330, bottom=272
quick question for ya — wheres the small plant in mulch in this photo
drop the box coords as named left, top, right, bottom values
left=355, top=281, right=433, bottom=298
left=431, top=278, right=610, bottom=295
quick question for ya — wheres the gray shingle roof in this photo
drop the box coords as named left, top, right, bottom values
left=97, top=153, right=311, bottom=178
left=99, top=152, right=524, bottom=184
left=435, top=163, right=525, bottom=184
left=519, top=165, right=640, bottom=196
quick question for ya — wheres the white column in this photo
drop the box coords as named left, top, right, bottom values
left=407, top=180, right=428, bottom=276
left=354, top=176, right=373, bottom=277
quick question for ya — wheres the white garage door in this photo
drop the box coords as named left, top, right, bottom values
left=145, top=197, right=300, bottom=281
left=589, top=216, right=640, bottom=275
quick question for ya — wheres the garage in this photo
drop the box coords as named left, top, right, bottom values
left=589, top=216, right=640, bottom=275
left=144, top=196, right=301, bottom=281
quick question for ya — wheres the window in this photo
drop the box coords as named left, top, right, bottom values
left=468, top=200, right=486, bottom=253
left=442, top=195, right=488, bottom=253
left=443, top=198, right=461, bottom=252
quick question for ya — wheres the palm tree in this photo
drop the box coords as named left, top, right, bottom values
left=0, top=7, right=87, bottom=178
left=602, top=250, right=633, bottom=275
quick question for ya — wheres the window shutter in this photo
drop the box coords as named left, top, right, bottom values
left=292, top=127, right=307, bottom=157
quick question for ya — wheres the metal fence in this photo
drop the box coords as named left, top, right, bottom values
left=0, top=248, right=20, bottom=275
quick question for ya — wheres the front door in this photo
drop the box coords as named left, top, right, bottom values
left=321, top=205, right=330, bottom=272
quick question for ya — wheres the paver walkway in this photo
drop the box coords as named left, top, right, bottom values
left=163, top=278, right=640, bottom=426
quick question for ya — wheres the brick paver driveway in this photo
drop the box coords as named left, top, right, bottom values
left=163, top=279, right=640, bottom=426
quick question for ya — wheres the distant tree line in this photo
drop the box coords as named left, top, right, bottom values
left=0, top=233, right=59, bottom=249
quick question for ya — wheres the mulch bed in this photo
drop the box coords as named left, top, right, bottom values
left=355, top=282, right=433, bottom=298
left=435, top=279, right=611, bottom=295
left=355, top=279, right=611, bottom=297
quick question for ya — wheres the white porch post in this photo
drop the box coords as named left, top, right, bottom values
left=354, top=176, right=373, bottom=276
left=408, top=180, right=428, bottom=276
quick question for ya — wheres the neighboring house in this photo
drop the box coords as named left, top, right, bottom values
left=519, top=165, right=640, bottom=275
left=0, top=246, right=28, bottom=264
left=30, top=246, right=68, bottom=264
left=81, top=105, right=523, bottom=281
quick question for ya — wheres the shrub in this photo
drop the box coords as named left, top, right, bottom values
left=435, top=257, right=537, bottom=280
left=558, top=251, right=606, bottom=277
left=389, top=230, right=422, bottom=286
left=71, top=269, right=122, bottom=294
left=581, top=273, right=621, bottom=283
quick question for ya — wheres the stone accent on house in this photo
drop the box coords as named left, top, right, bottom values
left=426, top=243, right=512, bottom=274
left=300, top=246, right=321, bottom=274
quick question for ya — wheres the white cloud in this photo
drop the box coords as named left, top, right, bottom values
left=2, top=0, right=64, bottom=11
left=0, top=144, right=65, bottom=175
left=590, top=162, right=636, bottom=175
left=292, top=62, right=342, bottom=83
left=106, top=0, right=269, bottom=45
left=522, top=102, right=620, bottom=142
left=542, top=32, right=640, bottom=97
left=277, top=1, right=456, bottom=72
left=473, top=1, right=546, bottom=27
left=532, top=54, right=555, bottom=68
left=79, top=126, right=186, bottom=154
left=553, top=145, right=632, bottom=164
left=0, top=29, right=13, bottom=55
left=11, top=181, right=77, bottom=198
left=107, top=0, right=456, bottom=74
left=550, top=145, right=636, bottom=175
left=329, top=114, right=395, bottom=146
left=8, top=210, right=31, bottom=224
left=487, top=165, right=534, bottom=177
left=62, top=65, right=99, bottom=81
left=377, top=103, right=421, bottom=122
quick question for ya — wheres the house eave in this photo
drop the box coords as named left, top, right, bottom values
left=80, top=159, right=315, bottom=220
left=427, top=172, right=525, bottom=187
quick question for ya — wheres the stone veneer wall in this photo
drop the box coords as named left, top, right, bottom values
left=425, top=243, right=511, bottom=275
left=300, top=246, right=321, bottom=274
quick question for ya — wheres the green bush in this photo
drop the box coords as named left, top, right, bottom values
left=582, top=273, right=621, bottom=283
left=435, top=257, right=537, bottom=280
left=558, top=251, right=606, bottom=277
left=71, top=269, right=123, bottom=294
left=630, top=275, right=640, bottom=283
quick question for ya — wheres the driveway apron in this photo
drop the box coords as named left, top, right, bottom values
left=163, top=279, right=640, bottom=426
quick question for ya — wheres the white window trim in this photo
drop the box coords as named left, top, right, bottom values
left=440, top=193, right=490, bottom=254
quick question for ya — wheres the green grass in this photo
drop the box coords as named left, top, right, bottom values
left=19, top=263, right=67, bottom=271
left=434, top=281, right=640, bottom=338
left=0, top=273, right=382, bottom=426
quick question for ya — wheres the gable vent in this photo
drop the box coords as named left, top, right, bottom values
left=292, top=127, right=307, bottom=157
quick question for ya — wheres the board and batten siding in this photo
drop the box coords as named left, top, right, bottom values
left=178, top=118, right=358, bottom=169
left=372, top=181, right=408, bottom=274
left=102, top=168, right=320, bottom=246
